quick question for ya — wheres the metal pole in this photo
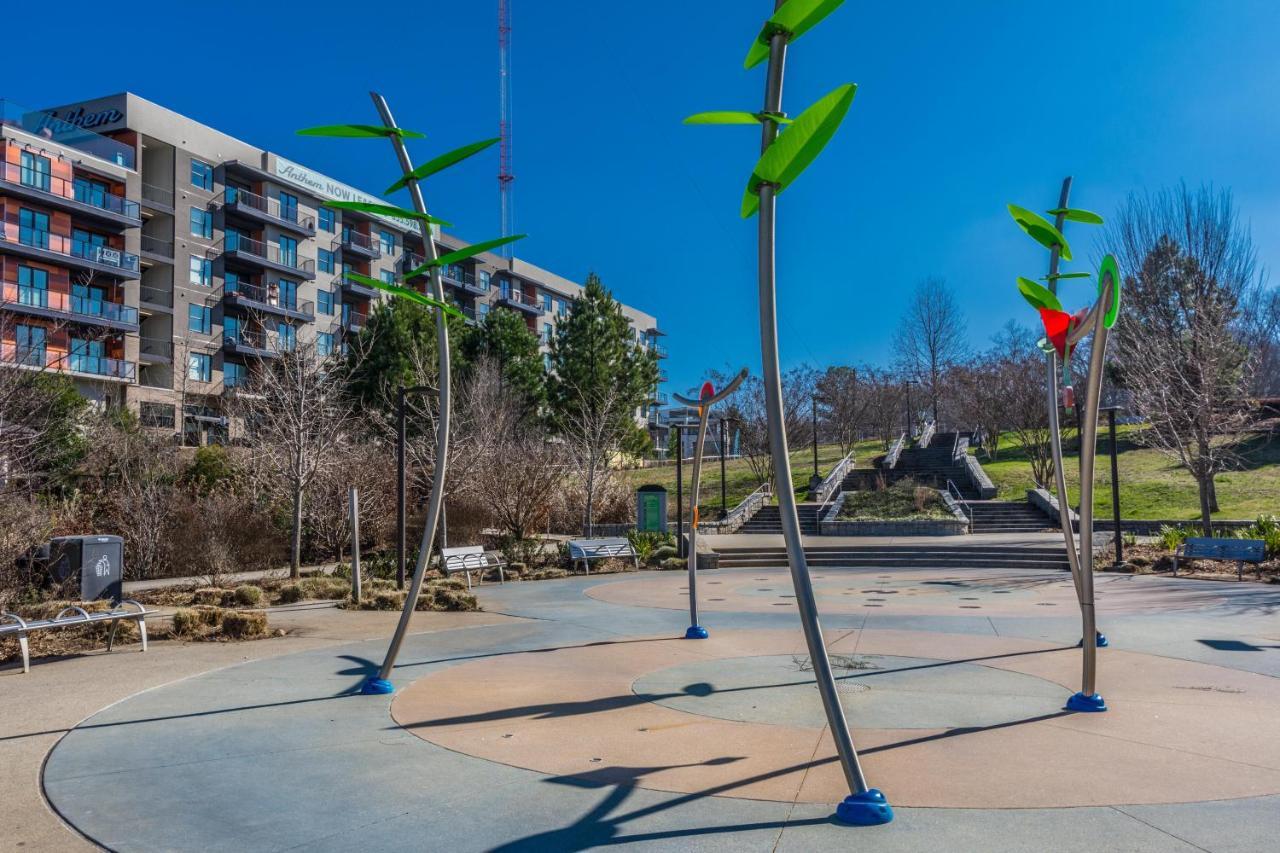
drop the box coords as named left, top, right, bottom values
left=364, top=93, right=453, bottom=694
left=1074, top=294, right=1110, bottom=704
left=674, top=425, right=683, bottom=557
left=396, top=384, right=406, bottom=590
left=686, top=405, right=710, bottom=638
left=349, top=485, right=362, bottom=602
left=1107, top=407, right=1124, bottom=568
left=754, top=15, right=886, bottom=823
left=811, top=396, right=819, bottom=481
left=719, top=418, right=728, bottom=517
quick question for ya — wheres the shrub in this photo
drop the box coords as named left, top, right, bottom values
left=234, top=585, right=264, bottom=607
left=171, top=608, right=204, bottom=637
left=526, top=568, right=569, bottom=581
left=659, top=557, right=687, bottom=571
left=417, top=583, right=479, bottom=612
left=1157, top=524, right=1196, bottom=552
left=192, top=587, right=225, bottom=605
left=651, top=545, right=678, bottom=564
left=298, top=576, right=351, bottom=601
left=594, top=557, right=636, bottom=574
left=627, top=530, right=673, bottom=564
left=276, top=583, right=303, bottom=604
left=1241, top=515, right=1280, bottom=560
left=221, top=610, right=269, bottom=639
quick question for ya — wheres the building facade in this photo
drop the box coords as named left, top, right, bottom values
left=0, top=93, right=665, bottom=445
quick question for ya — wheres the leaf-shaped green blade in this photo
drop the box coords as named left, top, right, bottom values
left=1042, top=272, right=1091, bottom=281
left=407, top=235, right=528, bottom=278
left=740, top=83, right=857, bottom=218
left=1008, top=204, right=1072, bottom=261
left=685, top=111, right=762, bottom=125
left=348, top=272, right=464, bottom=319
left=325, top=200, right=452, bottom=227
left=1047, top=207, right=1104, bottom=225
left=1017, top=276, right=1064, bottom=313
left=297, top=124, right=425, bottom=139
left=385, top=138, right=500, bottom=194
left=745, top=0, right=847, bottom=69
left=1097, top=254, right=1122, bottom=328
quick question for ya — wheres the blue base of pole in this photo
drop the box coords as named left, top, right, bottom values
left=361, top=677, right=395, bottom=695
left=1066, top=691, right=1107, bottom=712
left=835, top=789, right=894, bottom=825
left=1077, top=632, right=1109, bottom=648
left=684, top=625, right=709, bottom=640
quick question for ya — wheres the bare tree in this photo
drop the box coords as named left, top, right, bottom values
left=863, top=367, right=907, bottom=451
left=1240, top=284, right=1280, bottom=397
left=893, top=276, right=968, bottom=426
left=230, top=338, right=355, bottom=577
left=558, top=375, right=635, bottom=536
left=716, top=367, right=813, bottom=491
left=815, top=365, right=871, bottom=455
left=1108, top=184, right=1261, bottom=533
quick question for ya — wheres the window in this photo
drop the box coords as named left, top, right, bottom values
left=478, top=270, right=491, bottom=291
left=189, top=255, right=212, bottom=286
left=379, top=230, right=395, bottom=255
left=316, top=331, right=334, bottom=357
left=381, top=269, right=395, bottom=285
left=188, top=303, right=211, bottom=334
left=20, top=151, right=51, bottom=191
left=17, top=265, right=48, bottom=307
left=317, top=289, right=334, bottom=316
left=278, top=235, right=298, bottom=268
left=277, top=280, right=298, bottom=311
left=224, top=315, right=240, bottom=341
left=74, top=177, right=110, bottom=208
left=543, top=323, right=553, bottom=344
left=73, top=282, right=106, bottom=317
left=15, top=324, right=46, bottom=365
left=543, top=353, right=552, bottom=372
left=140, top=402, right=176, bottom=429
left=318, top=207, right=335, bottom=233
left=478, top=302, right=490, bottom=319
left=277, top=322, right=296, bottom=352
left=69, top=338, right=104, bottom=374
left=190, top=207, right=212, bottom=238
left=278, top=191, right=298, bottom=223
left=188, top=351, right=212, bottom=382
left=224, top=361, right=245, bottom=388
left=71, top=227, right=107, bottom=261
left=500, top=278, right=511, bottom=299
left=190, top=159, right=213, bottom=190
left=19, top=209, right=50, bottom=248
left=541, top=293, right=552, bottom=313
left=557, top=298, right=568, bottom=317
left=317, top=248, right=334, bottom=274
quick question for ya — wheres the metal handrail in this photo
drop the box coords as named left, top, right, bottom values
left=223, top=187, right=316, bottom=230
left=946, top=479, right=973, bottom=529
left=884, top=433, right=906, bottom=468
left=706, top=481, right=772, bottom=532
left=917, top=420, right=936, bottom=448
left=951, top=430, right=962, bottom=461
left=813, top=452, right=854, bottom=506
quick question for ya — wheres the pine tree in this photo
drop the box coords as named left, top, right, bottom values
left=461, top=307, right=546, bottom=414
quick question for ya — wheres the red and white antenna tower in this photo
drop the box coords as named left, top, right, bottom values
left=498, top=0, right=514, bottom=257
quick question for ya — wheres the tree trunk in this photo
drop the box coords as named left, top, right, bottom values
left=291, top=483, right=303, bottom=579
left=1207, top=474, right=1220, bottom=513
left=1197, top=473, right=1214, bottom=537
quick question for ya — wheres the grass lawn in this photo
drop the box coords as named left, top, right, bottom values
left=977, top=427, right=1280, bottom=521
left=624, top=442, right=860, bottom=519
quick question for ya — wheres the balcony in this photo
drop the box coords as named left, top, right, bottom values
left=221, top=187, right=316, bottom=237
left=222, top=330, right=280, bottom=360
left=140, top=234, right=174, bottom=261
left=335, top=229, right=380, bottom=260
left=649, top=391, right=669, bottom=405
left=342, top=310, right=368, bottom=333
left=223, top=279, right=314, bottom=322
left=650, top=343, right=669, bottom=359
left=496, top=288, right=544, bottom=315
left=339, top=276, right=379, bottom=300
left=139, top=285, right=173, bottom=311
left=0, top=344, right=135, bottom=382
left=139, top=337, right=173, bottom=363
left=141, top=183, right=174, bottom=213
left=219, top=233, right=316, bottom=280
left=442, top=265, right=489, bottom=297
left=1, top=281, right=138, bottom=331
left=0, top=159, right=140, bottom=228
left=0, top=227, right=140, bottom=278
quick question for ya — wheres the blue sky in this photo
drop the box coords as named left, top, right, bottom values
left=15, top=1, right=1280, bottom=396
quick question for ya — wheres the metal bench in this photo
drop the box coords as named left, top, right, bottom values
left=1173, top=537, right=1266, bottom=581
left=440, top=545, right=506, bottom=589
left=1, top=599, right=150, bottom=675
left=567, top=538, right=639, bottom=575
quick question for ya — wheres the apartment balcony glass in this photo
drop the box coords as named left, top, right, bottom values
left=141, top=183, right=174, bottom=212
left=0, top=158, right=140, bottom=227
left=219, top=233, right=316, bottom=280
left=222, top=329, right=280, bottom=359
left=222, top=187, right=316, bottom=236
left=339, top=276, right=379, bottom=300
left=496, top=287, right=544, bottom=315
left=1, top=344, right=136, bottom=381
left=336, top=229, right=380, bottom=260
left=650, top=343, right=669, bottom=359
left=140, top=234, right=174, bottom=260
left=0, top=100, right=135, bottom=168
left=1, top=281, right=139, bottom=329
left=223, top=278, right=314, bottom=321
left=139, top=337, right=174, bottom=362
left=1, top=225, right=140, bottom=278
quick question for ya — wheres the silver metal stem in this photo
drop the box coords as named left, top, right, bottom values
left=1076, top=281, right=1112, bottom=696
left=757, top=25, right=869, bottom=796
left=370, top=92, right=452, bottom=684
left=687, top=405, right=710, bottom=627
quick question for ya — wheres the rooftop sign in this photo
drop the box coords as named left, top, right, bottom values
left=274, top=156, right=437, bottom=238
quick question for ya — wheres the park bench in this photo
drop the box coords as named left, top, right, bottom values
left=1, top=599, right=150, bottom=675
left=440, top=545, right=506, bottom=589
left=567, top=538, right=639, bottom=575
left=1173, top=537, right=1266, bottom=581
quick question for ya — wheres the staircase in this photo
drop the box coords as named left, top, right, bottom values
left=843, top=433, right=981, bottom=499
left=737, top=503, right=822, bottom=535
left=714, top=542, right=1071, bottom=572
left=964, top=500, right=1057, bottom=533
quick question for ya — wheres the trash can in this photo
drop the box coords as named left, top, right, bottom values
left=636, top=484, right=668, bottom=534
left=42, top=536, right=125, bottom=603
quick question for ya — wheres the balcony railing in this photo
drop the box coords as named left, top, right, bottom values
left=336, top=229, right=380, bottom=258
left=223, top=329, right=280, bottom=356
left=139, top=285, right=173, bottom=308
left=0, top=159, right=140, bottom=222
left=224, top=278, right=314, bottom=318
left=0, top=227, right=140, bottom=276
left=222, top=187, right=316, bottom=232
left=140, top=234, right=174, bottom=259
left=141, top=183, right=174, bottom=209
left=139, top=338, right=174, bottom=361
left=342, top=311, right=368, bottom=331
left=497, top=288, right=543, bottom=313
left=220, top=233, right=315, bottom=276
left=0, top=344, right=136, bottom=381
left=1, top=282, right=138, bottom=326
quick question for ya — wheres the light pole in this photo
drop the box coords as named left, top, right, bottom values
left=810, top=395, right=824, bottom=491
left=673, top=424, right=684, bottom=557
left=1101, top=405, right=1125, bottom=570
left=719, top=416, right=732, bottom=518
left=397, top=383, right=434, bottom=591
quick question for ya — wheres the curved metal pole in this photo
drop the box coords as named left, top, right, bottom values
left=363, top=92, right=452, bottom=694
left=674, top=369, right=747, bottom=638
left=755, top=18, right=888, bottom=823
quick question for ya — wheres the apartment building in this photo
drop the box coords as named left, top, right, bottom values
left=0, top=93, right=665, bottom=445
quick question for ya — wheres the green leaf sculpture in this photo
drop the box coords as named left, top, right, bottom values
left=297, top=124, right=425, bottom=139
left=1042, top=271, right=1091, bottom=281
left=740, top=83, right=856, bottom=217
left=1008, top=204, right=1072, bottom=261
left=1047, top=207, right=1104, bottom=225
left=1017, top=276, right=1063, bottom=312
left=326, top=200, right=452, bottom=227
left=385, top=138, right=500, bottom=194
left=745, top=0, right=847, bottom=69
left=345, top=271, right=463, bottom=319
left=406, top=235, right=527, bottom=277
left=683, top=111, right=794, bottom=125
left=1097, top=254, right=1122, bottom=328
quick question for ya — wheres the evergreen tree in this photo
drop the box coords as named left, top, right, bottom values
left=344, top=296, right=468, bottom=411
left=461, top=307, right=546, bottom=413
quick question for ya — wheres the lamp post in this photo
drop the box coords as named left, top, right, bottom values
left=397, top=383, right=435, bottom=591
left=1101, top=405, right=1125, bottom=569
left=673, top=424, right=684, bottom=557
left=719, top=416, right=732, bottom=518
left=810, top=395, right=824, bottom=491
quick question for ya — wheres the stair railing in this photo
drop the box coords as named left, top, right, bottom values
left=884, top=433, right=906, bottom=469
left=812, top=451, right=853, bottom=506
left=951, top=430, right=962, bottom=462
left=917, top=420, right=936, bottom=448
left=712, top=481, right=773, bottom=533
left=946, top=479, right=973, bottom=531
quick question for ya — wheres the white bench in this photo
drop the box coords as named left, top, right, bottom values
left=1, top=600, right=150, bottom=675
left=440, top=545, right=506, bottom=589
left=567, top=538, right=639, bottom=575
